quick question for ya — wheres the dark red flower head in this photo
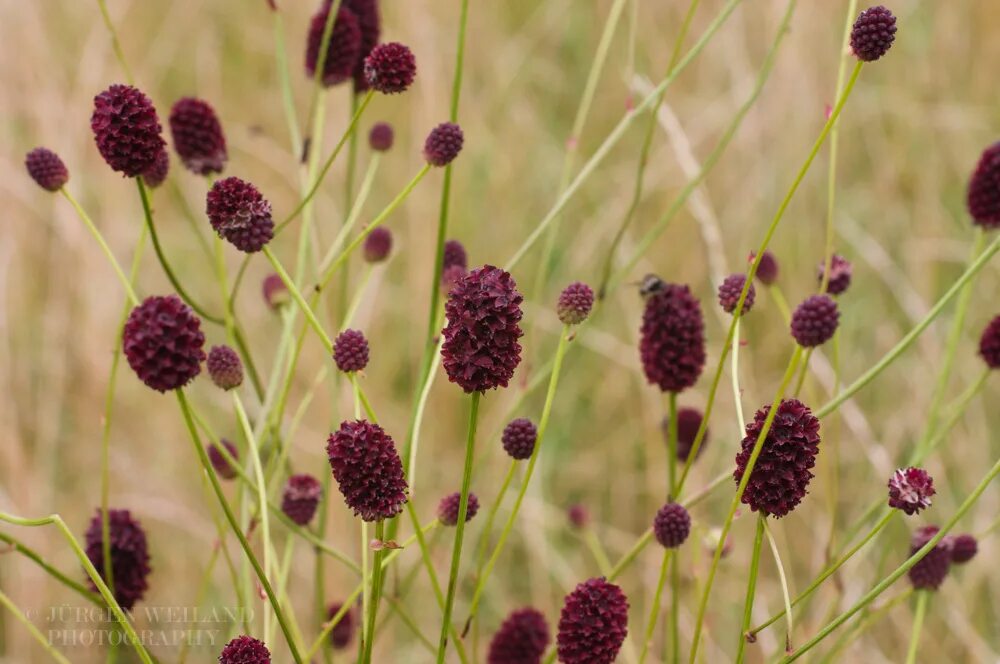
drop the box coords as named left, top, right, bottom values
left=262, top=273, right=289, bottom=310
left=749, top=250, right=779, bottom=285
left=850, top=5, right=897, bottom=62
left=639, top=282, right=705, bottom=393
left=437, top=491, right=480, bottom=526
left=305, top=5, right=362, bottom=87
left=950, top=534, right=978, bottom=564
left=343, top=0, right=381, bottom=92
left=25, top=147, right=69, bottom=191
left=967, top=142, right=1000, bottom=229
left=717, top=273, right=755, bottom=315
left=364, top=42, right=416, bottom=94
left=653, top=502, right=691, bottom=549
left=208, top=439, right=239, bottom=480
left=123, top=295, right=205, bottom=392
left=734, top=398, right=821, bottom=518
left=443, top=239, right=468, bottom=270
left=557, top=577, right=629, bottom=664
left=441, top=265, right=524, bottom=393
left=91, top=84, right=165, bottom=177
left=327, top=420, right=408, bottom=522
left=487, top=607, right=550, bottom=664
left=207, top=345, right=243, bottom=390
left=327, top=602, right=357, bottom=649
left=141, top=149, right=170, bottom=188
left=219, top=635, right=270, bottom=663
left=790, top=295, right=840, bottom=347
left=424, top=122, right=464, bottom=167
left=908, top=526, right=952, bottom=590
left=85, top=508, right=151, bottom=610
left=502, top=418, right=537, bottom=460
left=818, top=254, right=852, bottom=295
left=567, top=504, right=590, bottom=530
left=206, top=177, right=274, bottom=253
left=662, top=407, right=708, bottom=462
left=979, top=315, right=1000, bottom=369
left=887, top=467, right=935, bottom=516
left=363, top=227, right=393, bottom=263
left=281, top=474, right=323, bottom=526
left=368, top=122, right=394, bottom=152
left=333, top=329, right=370, bottom=373
left=169, top=97, right=227, bottom=175
left=558, top=282, right=594, bottom=325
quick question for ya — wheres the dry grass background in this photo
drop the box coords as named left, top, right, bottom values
left=1, top=0, right=1000, bottom=661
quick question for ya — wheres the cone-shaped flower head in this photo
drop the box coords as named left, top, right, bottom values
left=141, top=149, right=170, bottom=188
left=817, top=254, right=852, bottom=295
left=364, top=42, right=416, bottom=94
left=343, top=0, right=381, bottom=91
left=639, top=282, right=705, bottom=392
left=207, top=345, right=243, bottom=391
left=424, top=122, right=464, bottom=167
left=567, top=504, right=589, bottom=530
left=169, top=97, right=227, bottom=175
left=208, top=439, right=239, bottom=480
left=653, top=502, right=691, bottom=549
left=790, top=295, right=839, bottom=347
left=85, top=508, right=151, bottom=610
left=979, top=314, right=1000, bottom=369
left=25, top=147, right=69, bottom=191
left=305, top=4, right=362, bottom=87
left=749, top=250, right=779, bottom=285
left=262, top=273, right=289, bottom=310
left=557, top=282, right=594, bottom=325
left=717, top=273, right=755, bottom=315
left=887, top=467, right=935, bottom=515
left=556, top=577, right=629, bottom=664
left=327, top=602, right=357, bottom=649
left=502, top=418, right=537, bottom=460
left=281, top=474, right=323, bottom=525
left=850, top=5, right=897, bottom=62
left=333, top=329, right=370, bottom=373
left=734, top=398, right=821, bottom=518
left=908, top=526, right=952, bottom=590
left=327, top=420, right=408, bottom=521
left=122, top=295, right=205, bottom=392
left=368, top=122, right=394, bottom=152
left=206, top=177, right=274, bottom=253
left=950, top=534, right=978, bottom=564
left=437, top=491, right=480, bottom=526
left=362, top=227, right=392, bottom=263
left=967, top=142, right=1000, bottom=229
left=443, top=239, right=468, bottom=270
left=662, top=407, right=708, bottom=462
left=441, top=265, right=524, bottom=393
left=219, top=635, right=270, bottom=663
left=91, top=84, right=165, bottom=177
left=487, top=607, right=550, bottom=664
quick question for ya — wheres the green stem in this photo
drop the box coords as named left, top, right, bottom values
left=0, top=531, right=100, bottom=604
left=905, top=591, right=929, bottom=664
left=60, top=189, right=139, bottom=305
left=263, top=245, right=334, bottom=350
left=639, top=550, right=674, bottom=664
left=736, top=517, right=766, bottom=663
left=0, top=587, right=71, bottom=664
left=94, top=0, right=134, bottom=84
left=363, top=520, right=386, bottom=663
left=762, top=518, right=794, bottom=653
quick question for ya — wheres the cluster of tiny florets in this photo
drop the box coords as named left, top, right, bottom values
left=206, top=177, right=274, bottom=253
left=327, top=420, right=408, bottom=522
left=208, top=439, right=239, bottom=480
left=262, top=274, right=289, bottom=310
left=979, top=315, right=1000, bottom=369
left=850, top=5, right=897, bottom=62
left=424, top=122, right=464, bottom=167
left=327, top=602, right=357, bottom=649
left=502, top=418, right=538, bottom=460
left=91, top=84, right=166, bottom=177
left=122, top=295, right=205, bottom=392
left=887, top=467, right=935, bottom=515
left=749, top=250, right=779, bottom=285
left=207, top=345, right=243, bottom=391
left=169, top=97, right=227, bottom=175
left=556, top=577, right=629, bottom=664
left=368, top=122, right=394, bottom=152
left=333, top=329, right=370, bottom=373
left=967, top=142, right=1000, bottom=229
left=364, top=42, right=416, bottom=94
left=818, top=254, right=852, bottom=295
left=85, top=509, right=151, bottom=610
left=142, top=149, right=170, bottom=188
left=662, top=407, right=708, bottom=462
left=305, top=5, right=362, bottom=87
left=717, top=273, right=754, bottom=315
left=281, top=474, right=323, bottom=526
left=557, top=282, right=594, bottom=325
left=218, top=635, right=270, bottom=664
left=443, top=239, right=468, bottom=270
left=639, top=282, right=705, bottom=393
left=653, top=502, right=691, bottom=549
left=363, top=227, right=393, bottom=263
left=487, top=607, right=550, bottom=664
left=25, top=147, right=69, bottom=191
left=437, top=491, right=480, bottom=526
left=790, top=295, right=840, bottom=347
left=908, top=526, right=952, bottom=590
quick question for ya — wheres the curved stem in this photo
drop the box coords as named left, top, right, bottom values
left=762, top=518, right=795, bottom=653
left=0, top=531, right=100, bottom=604
left=0, top=587, right=71, bottom=664
left=736, top=516, right=766, bottom=663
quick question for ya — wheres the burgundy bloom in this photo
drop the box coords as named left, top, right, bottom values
left=364, top=42, right=416, bottom=94
left=141, top=149, right=170, bottom=188
left=25, top=147, right=69, bottom=191
left=327, top=420, right=408, bottom=521
left=305, top=4, right=362, bottom=87
left=424, top=122, right=464, bottom=167
left=207, top=345, right=243, bottom=391
left=967, top=142, right=1000, bottom=229
left=343, top=0, right=381, bottom=92
left=717, top=273, right=755, bottom=315
left=887, top=467, right=935, bottom=516
left=443, top=239, right=468, bottom=270
left=219, top=635, right=270, bottom=663
left=979, top=315, right=1000, bottom=369
left=639, top=282, right=705, bottom=393
left=327, top=602, right=357, bottom=649
left=208, top=439, right=240, bottom=480
left=850, top=5, right=897, bottom=62
left=817, top=254, right=852, bottom=295
left=557, top=282, right=594, bottom=325
left=908, top=526, right=952, bottom=590
left=333, top=329, right=370, bottom=373
left=662, top=407, right=708, bottom=462
left=437, top=491, right=480, bottom=526
left=122, top=295, right=205, bottom=392
left=206, top=177, right=274, bottom=253
left=363, top=227, right=392, bottom=263
left=281, top=474, right=323, bottom=526
left=262, top=273, right=289, bottom=310
left=169, top=97, right=227, bottom=175
left=556, top=578, right=629, bottom=664
left=85, top=509, right=151, bottom=610
left=567, top=504, right=589, bottom=530
left=487, top=607, right=550, bottom=664
left=368, top=122, right=394, bottom=152
left=749, top=250, right=779, bottom=285
left=653, top=502, right=691, bottom=549
left=441, top=265, right=524, bottom=393
left=790, top=295, right=840, bottom=347
left=950, top=534, right=978, bottom=564
left=91, top=84, right=165, bottom=177
left=734, top=398, right=821, bottom=518
left=502, top=418, right=537, bottom=461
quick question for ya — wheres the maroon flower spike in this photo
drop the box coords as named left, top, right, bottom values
left=734, top=398, right=821, bottom=518
left=567, top=504, right=589, bottom=530
left=85, top=508, right=151, bottom=610
left=91, top=84, right=165, bottom=177
left=262, top=273, right=289, bottom=310
left=364, top=42, right=416, bottom=94
left=887, top=467, right=935, bottom=515
left=437, top=491, right=480, bottom=526
left=424, top=122, right=464, bottom=167
left=967, top=142, right=1000, bottom=229
left=206, top=177, right=274, bottom=253
left=327, top=420, right=408, bottom=522
left=908, top=526, right=952, bottom=590
left=790, top=295, right=840, bottom=347
left=123, top=295, right=205, bottom=392
left=141, top=150, right=170, bottom=189
left=363, top=227, right=392, bottom=263
left=639, top=282, right=706, bottom=393
left=950, top=534, right=978, bottom=564
left=219, top=635, right=270, bottom=664
left=281, top=474, right=323, bottom=526
left=305, top=4, right=362, bottom=87
left=662, top=407, right=708, bottom=462
left=558, top=282, right=594, bottom=325
left=653, top=502, right=691, bottom=549
left=169, top=97, right=228, bottom=175
left=979, top=315, right=1000, bottom=369
left=817, top=254, right=852, bottom=295
left=717, top=273, right=755, bottom=315
left=208, top=439, right=240, bottom=480
left=502, top=418, right=537, bottom=460
left=557, top=578, right=629, bottom=664
left=25, top=147, right=69, bottom=191
left=368, top=122, right=394, bottom=152
left=333, top=329, right=370, bottom=373
left=443, top=239, right=468, bottom=270
left=487, top=607, right=551, bottom=664
left=343, top=0, right=381, bottom=92
left=441, top=265, right=524, bottom=393
left=749, top=250, right=779, bottom=285
left=850, top=5, right=897, bottom=62
left=207, top=345, right=243, bottom=391
left=327, top=602, right=357, bottom=649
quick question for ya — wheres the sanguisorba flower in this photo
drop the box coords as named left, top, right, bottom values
left=219, top=635, right=270, bottom=664
left=25, top=147, right=69, bottom=191
left=441, top=265, right=524, bottom=393
left=790, top=294, right=840, bottom=347
left=281, top=474, right=323, bottom=526
left=734, top=398, right=821, bottom=518
left=168, top=97, right=227, bottom=175
left=122, top=295, right=205, bottom=392
left=333, top=329, right=370, bottom=373
left=327, top=602, right=357, bottom=649
left=850, top=5, right=897, bottom=62
left=556, top=577, right=629, bottom=664
left=967, top=142, right=1000, bottom=229
left=368, top=122, right=394, bottom=152
left=662, top=407, right=708, bottom=462
left=85, top=508, right=151, bottom=610
left=502, top=418, right=537, bottom=460
left=437, top=491, right=480, bottom=526
left=749, top=250, right=779, bottom=285
left=206, top=344, right=243, bottom=391
left=141, top=149, right=170, bottom=189
left=817, top=254, right=852, bottom=295
left=362, top=226, right=392, bottom=263
left=343, top=0, right=381, bottom=91
left=262, top=273, right=289, bottom=310
left=717, top=273, right=755, bottom=315
left=639, top=281, right=705, bottom=393
left=327, top=420, right=408, bottom=522
left=950, top=534, right=978, bottom=564
left=443, top=239, right=468, bottom=270
left=908, top=525, right=952, bottom=590
left=978, top=314, right=1000, bottom=369
left=91, top=84, right=165, bottom=177
left=208, top=439, right=240, bottom=480
left=364, top=42, right=416, bottom=94
left=487, top=607, right=550, bottom=664
left=567, top=504, right=589, bottom=530
left=887, top=467, right=935, bottom=515
left=206, top=177, right=274, bottom=253
left=424, top=122, right=464, bottom=167
left=305, top=3, right=362, bottom=87
left=557, top=282, right=594, bottom=325
left=653, top=502, right=691, bottom=549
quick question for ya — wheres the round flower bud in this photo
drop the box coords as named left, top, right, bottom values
left=850, top=5, right=897, bottom=62
left=208, top=439, right=239, bottom=480
left=443, top=239, right=468, bottom=270
left=305, top=4, right=362, bottom=87
left=327, top=420, right=408, bottom=522
left=281, top=474, right=323, bottom=526
left=368, top=122, right=394, bottom=152
left=363, top=227, right=392, bottom=263
left=206, top=177, right=274, bottom=253
left=662, top=407, right=708, bottom=462
left=967, top=142, right=1000, bottom=229
left=653, top=502, right=691, bottom=549
left=364, top=42, right=416, bottom=94
left=85, top=508, right=150, bottom=610
left=717, top=273, right=755, bottom=315
left=122, top=295, right=205, bottom=392
left=887, top=467, right=934, bottom=515
left=91, top=84, right=165, bottom=177
left=639, top=282, right=705, bottom=393
left=556, top=578, right=629, bottom=664
left=790, top=295, right=840, bottom=347
left=207, top=345, right=243, bottom=391
left=327, top=602, right=357, bottom=649
left=262, top=273, right=289, bottom=310
left=749, top=250, right=779, bottom=285
left=487, top=607, right=550, bottom=664
left=567, top=504, right=590, bottom=530
left=25, top=147, right=69, bottom=191
left=437, top=491, right=480, bottom=526
left=219, top=635, right=270, bottom=664
left=141, top=150, right=170, bottom=189
left=950, top=534, right=978, bottom=564
left=333, top=329, right=370, bottom=373
left=557, top=282, right=594, bottom=325
left=169, top=97, right=227, bottom=175
left=502, top=418, right=537, bottom=460
left=424, top=122, right=464, bottom=167
left=908, top=526, right=952, bottom=590
left=817, top=254, right=852, bottom=295
left=978, top=315, right=1000, bottom=369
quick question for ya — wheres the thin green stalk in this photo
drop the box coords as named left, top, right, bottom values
left=762, top=519, right=794, bottom=653
left=736, top=517, right=766, bottom=663
left=263, top=245, right=334, bottom=350
left=731, top=318, right=746, bottom=431
left=905, top=591, right=929, bottom=664
left=0, top=531, right=100, bottom=604
left=584, top=527, right=613, bottom=575
left=360, top=519, right=370, bottom=661
left=317, top=155, right=381, bottom=278
left=668, top=392, right=678, bottom=496
left=639, top=550, right=674, bottom=664
left=474, top=460, right=518, bottom=576
left=819, top=589, right=913, bottom=664
left=666, top=391, right=680, bottom=663
left=60, top=189, right=139, bottom=305
left=94, top=0, right=134, bottom=84
left=0, top=587, right=71, bottom=664
left=363, top=520, right=387, bottom=663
